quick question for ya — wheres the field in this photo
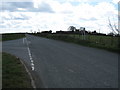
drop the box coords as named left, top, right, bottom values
left=2, top=52, right=32, bottom=88
left=69, top=34, right=119, bottom=49
left=2, top=33, right=25, bottom=41
left=32, top=33, right=120, bottom=53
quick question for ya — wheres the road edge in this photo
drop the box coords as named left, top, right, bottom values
left=17, top=57, right=36, bottom=88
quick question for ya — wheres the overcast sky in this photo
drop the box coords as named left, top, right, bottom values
left=0, top=0, right=119, bottom=34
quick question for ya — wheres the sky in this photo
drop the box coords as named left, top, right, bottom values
left=0, top=0, right=119, bottom=34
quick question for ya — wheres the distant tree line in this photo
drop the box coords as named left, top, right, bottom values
left=35, top=25, right=119, bottom=37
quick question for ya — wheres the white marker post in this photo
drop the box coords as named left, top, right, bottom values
left=83, top=27, right=86, bottom=40
left=80, top=27, right=85, bottom=40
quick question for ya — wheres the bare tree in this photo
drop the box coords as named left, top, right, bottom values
left=108, top=17, right=119, bottom=35
left=108, top=17, right=119, bottom=46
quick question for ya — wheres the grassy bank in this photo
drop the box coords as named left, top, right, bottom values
left=0, top=52, right=2, bottom=89
left=2, top=33, right=25, bottom=41
left=0, top=34, right=1, bottom=42
left=32, top=33, right=120, bottom=53
left=2, top=52, right=32, bottom=88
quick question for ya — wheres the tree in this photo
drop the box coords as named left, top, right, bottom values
left=49, top=30, right=52, bottom=33
left=68, top=26, right=76, bottom=32
left=108, top=17, right=119, bottom=36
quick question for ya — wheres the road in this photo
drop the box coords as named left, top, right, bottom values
left=2, top=34, right=118, bottom=88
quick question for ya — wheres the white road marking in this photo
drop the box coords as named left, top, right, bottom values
left=68, top=69, right=74, bottom=73
left=31, top=63, right=34, bottom=66
left=32, top=66, right=35, bottom=71
left=29, top=53, right=31, bottom=56
left=23, top=38, right=24, bottom=44
left=27, top=47, right=35, bottom=71
left=31, top=60, right=33, bottom=63
left=25, top=38, right=35, bottom=71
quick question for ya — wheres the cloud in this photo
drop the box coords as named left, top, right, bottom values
left=0, top=2, right=17, bottom=12
left=1, top=12, right=32, bottom=30
left=0, top=2, right=54, bottom=13
left=10, top=2, right=33, bottom=9
left=0, top=0, right=118, bottom=34
left=0, top=25, right=7, bottom=28
left=0, top=2, right=33, bottom=12
left=0, top=0, right=33, bottom=2
left=112, top=0, right=120, bottom=4
left=1, top=12, right=30, bottom=20
left=35, top=2, right=54, bottom=13
left=13, top=16, right=29, bottom=20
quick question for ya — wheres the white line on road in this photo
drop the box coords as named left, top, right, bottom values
left=27, top=47, right=35, bottom=71
left=25, top=38, right=35, bottom=71
left=68, top=69, right=74, bottom=73
left=23, top=38, right=24, bottom=44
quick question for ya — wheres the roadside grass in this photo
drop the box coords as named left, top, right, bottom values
left=2, top=33, right=25, bottom=41
left=2, top=52, right=32, bottom=88
left=31, top=33, right=120, bottom=53
left=0, top=52, right=2, bottom=89
left=68, top=34, right=119, bottom=52
left=0, top=34, right=1, bottom=42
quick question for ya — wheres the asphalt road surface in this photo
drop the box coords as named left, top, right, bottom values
left=2, top=34, right=118, bottom=88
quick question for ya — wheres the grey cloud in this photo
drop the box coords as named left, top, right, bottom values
left=90, top=17, right=97, bottom=21
left=12, top=17, right=29, bottom=20
left=13, top=14, right=30, bottom=20
left=36, top=2, right=54, bottom=13
left=2, top=13, right=30, bottom=20
left=1, top=2, right=17, bottom=12
left=2, top=16, right=29, bottom=20
left=1, top=2, right=33, bottom=12
left=80, top=17, right=97, bottom=21
left=1, top=2, right=54, bottom=13
left=10, top=2, right=33, bottom=8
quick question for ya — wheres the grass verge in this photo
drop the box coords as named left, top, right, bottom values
left=2, top=33, right=25, bottom=41
left=0, top=52, right=2, bottom=89
left=2, top=52, right=32, bottom=88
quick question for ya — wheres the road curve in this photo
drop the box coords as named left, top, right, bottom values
left=2, top=34, right=118, bottom=88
